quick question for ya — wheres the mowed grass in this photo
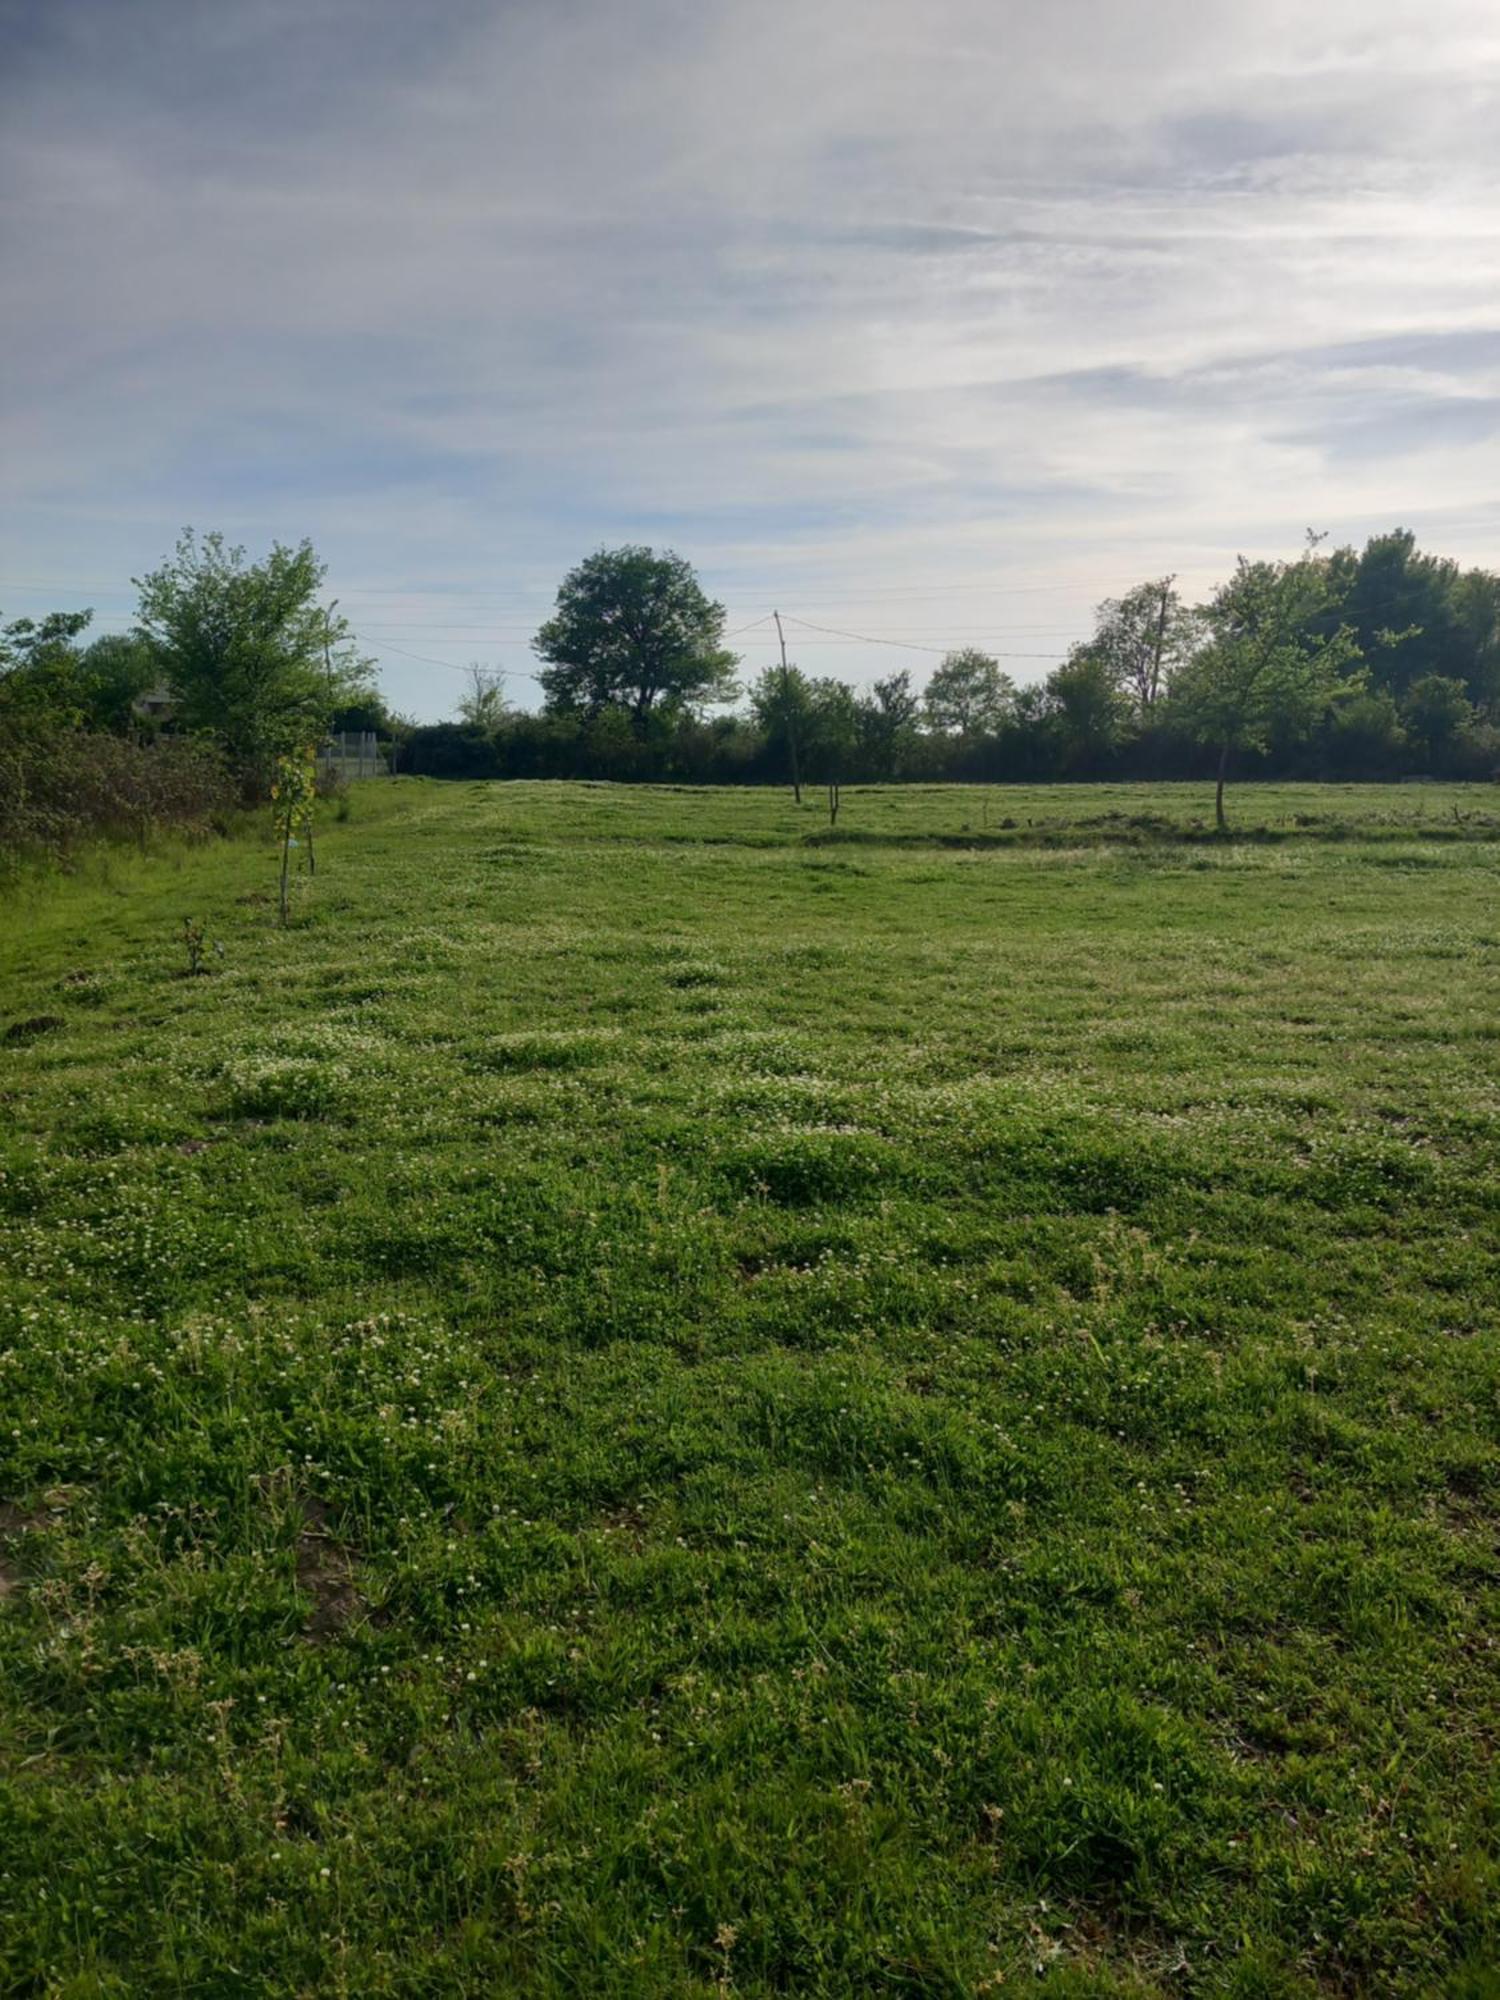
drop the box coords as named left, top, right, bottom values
left=1, top=779, right=1498, bottom=1999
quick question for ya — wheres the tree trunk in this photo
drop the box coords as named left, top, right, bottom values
left=1215, top=742, right=1230, bottom=833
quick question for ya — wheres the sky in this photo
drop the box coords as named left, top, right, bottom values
left=2, top=0, right=1498, bottom=719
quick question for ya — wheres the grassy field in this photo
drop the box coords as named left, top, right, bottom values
left=2, top=779, right=1498, bottom=1998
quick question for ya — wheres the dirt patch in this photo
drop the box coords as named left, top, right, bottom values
left=597, top=1503, right=650, bottom=1550
left=294, top=1496, right=362, bottom=1642
left=4, top=1016, right=64, bottom=1046
left=0, top=1502, right=45, bottom=1600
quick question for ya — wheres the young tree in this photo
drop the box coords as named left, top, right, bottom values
left=922, top=647, right=1014, bottom=737
left=135, top=531, right=372, bottom=792
left=533, top=546, right=738, bottom=732
left=1089, top=577, right=1200, bottom=717
left=1171, top=540, right=1362, bottom=831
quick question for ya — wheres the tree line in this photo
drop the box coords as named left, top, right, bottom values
left=410, top=533, right=1500, bottom=827
left=4, top=525, right=1496, bottom=858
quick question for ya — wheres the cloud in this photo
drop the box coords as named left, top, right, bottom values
left=2, top=0, right=1498, bottom=714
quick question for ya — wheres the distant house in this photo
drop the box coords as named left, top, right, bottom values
left=133, top=684, right=175, bottom=723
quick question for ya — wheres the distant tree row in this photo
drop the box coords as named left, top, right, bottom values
left=410, top=531, right=1500, bottom=825
left=6, top=526, right=1497, bottom=856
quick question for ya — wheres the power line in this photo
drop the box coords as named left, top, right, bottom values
left=373, top=640, right=545, bottom=682
left=0, top=573, right=1148, bottom=602
left=780, top=615, right=1065, bottom=660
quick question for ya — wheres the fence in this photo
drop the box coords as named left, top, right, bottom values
left=318, top=730, right=386, bottom=779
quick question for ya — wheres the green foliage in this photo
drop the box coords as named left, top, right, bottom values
left=272, top=746, right=319, bottom=925
left=0, top=724, right=235, bottom=866
left=1088, top=577, right=1202, bottom=717
left=1046, top=647, right=1134, bottom=769
left=180, top=915, right=223, bottom=977
left=1170, top=542, right=1364, bottom=826
left=1328, top=527, right=1500, bottom=706
left=1402, top=673, right=1475, bottom=767
left=923, top=648, right=1015, bottom=737
left=534, top=545, right=739, bottom=729
left=455, top=665, right=510, bottom=732
left=134, top=530, right=374, bottom=791
left=855, top=669, right=920, bottom=779
left=0, top=609, right=97, bottom=725
left=2, top=780, right=1497, bottom=1996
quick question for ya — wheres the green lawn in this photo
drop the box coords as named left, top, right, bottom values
left=2, top=780, right=1498, bottom=1998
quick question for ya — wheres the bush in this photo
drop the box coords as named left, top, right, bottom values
left=0, top=722, right=237, bottom=863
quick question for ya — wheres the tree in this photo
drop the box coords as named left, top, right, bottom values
left=135, top=530, right=372, bottom=792
left=456, top=665, right=509, bottom=732
left=923, top=648, right=1014, bottom=737
left=1045, top=647, right=1131, bottom=772
left=1403, top=674, right=1474, bottom=769
left=0, top=610, right=95, bottom=723
left=749, top=660, right=815, bottom=799
left=1170, top=539, right=1362, bottom=831
left=800, top=677, right=860, bottom=783
left=1323, top=689, right=1407, bottom=778
left=0, top=616, right=163, bottom=735
left=857, top=671, right=920, bottom=779
left=534, top=546, right=738, bottom=733
left=1089, top=577, right=1200, bottom=717
left=1325, top=529, right=1500, bottom=709
left=78, top=633, right=161, bottom=732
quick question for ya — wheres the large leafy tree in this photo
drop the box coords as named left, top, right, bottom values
left=534, top=546, right=738, bottom=732
left=1326, top=530, right=1500, bottom=707
left=1171, top=540, right=1361, bottom=830
left=922, top=648, right=1014, bottom=737
left=134, top=530, right=372, bottom=790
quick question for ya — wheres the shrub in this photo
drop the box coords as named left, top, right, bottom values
left=0, top=722, right=236, bottom=864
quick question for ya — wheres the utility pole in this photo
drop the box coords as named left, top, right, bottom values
left=323, top=598, right=339, bottom=705
left=310, top=597, right=341, bottom=877
left=773, top=609, right=802, bottom=805
left=1148, top=575, right=1174, bottom=711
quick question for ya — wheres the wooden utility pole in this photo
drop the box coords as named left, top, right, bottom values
left=1148, top=575, right=1174, bottom=711
left=772, top=610, right=802, bottom=805
left=323, top=599, right=338, bottom=693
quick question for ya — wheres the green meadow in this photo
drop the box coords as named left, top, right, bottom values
left=2, top=780, right=1497, bottom=1998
